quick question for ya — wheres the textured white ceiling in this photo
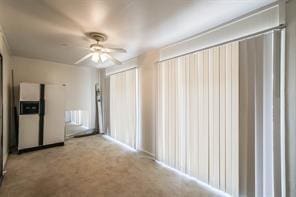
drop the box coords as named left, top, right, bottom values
left=0, top=0, right=276, bottom=68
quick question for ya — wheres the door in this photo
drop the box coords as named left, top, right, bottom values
left=0, top=54, right=3, bottom=183
left=43, top=84, right=65, bottom=145
left=18, top=83, right=40, bottom=150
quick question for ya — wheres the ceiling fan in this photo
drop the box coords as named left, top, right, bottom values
left=74, top=32, right=126, bottom=66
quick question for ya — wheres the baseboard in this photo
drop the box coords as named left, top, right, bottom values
left=138, top=148, right=155, bottom=158
left=18, top=142, right=64, bottom=154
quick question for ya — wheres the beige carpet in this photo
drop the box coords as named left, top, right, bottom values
left=0, top=135, right=214, bottom=197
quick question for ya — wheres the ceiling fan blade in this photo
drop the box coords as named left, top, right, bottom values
left=74, top=53, right=93, bottom=64
left=103, top=53, right=122, bottom=65
left=101, top=47, right=126, bottom=53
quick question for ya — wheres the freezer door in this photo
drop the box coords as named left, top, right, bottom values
left=18, top=115, right=39, bottom=150
left=43, top=85, right=65, bottom=145
left=20, top=83, right=40, bottom=101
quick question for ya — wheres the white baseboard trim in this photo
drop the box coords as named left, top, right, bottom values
left=137, top=148, right=155, bottom=158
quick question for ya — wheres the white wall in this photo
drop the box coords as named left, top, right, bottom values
left=0, top=28, right=13, bottom=168
left=137, top=50, right=159, bottom=155
left=286, top=0, right=296, bottom=196
left=13, top=57, right=99, bottom=129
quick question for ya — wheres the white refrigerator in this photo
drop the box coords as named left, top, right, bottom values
left=18, top=82, right=65, bottom=153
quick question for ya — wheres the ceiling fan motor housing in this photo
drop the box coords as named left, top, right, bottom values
left=90, top=43, right=104, bottom=51
left=87, top=32, right=108, bottom=42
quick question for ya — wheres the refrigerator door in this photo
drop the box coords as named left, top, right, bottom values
left=20, top=83, right=40, bottom=101
left=18, top=83, right=40, bottom=150
left=43, top=85, right=65, bottom=145
left=18, top=115, right=39, bottom=149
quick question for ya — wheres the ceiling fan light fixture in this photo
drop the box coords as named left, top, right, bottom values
left=100, top=53, right=108, bottom=62
left=91, top=52, right=100, bottom=63
left=74, top=32, right=126, bottom=66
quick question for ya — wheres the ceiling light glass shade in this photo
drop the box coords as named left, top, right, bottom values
left=100, top=53, right=108, bottom=62
left=91, top=52, right=100, bottom=62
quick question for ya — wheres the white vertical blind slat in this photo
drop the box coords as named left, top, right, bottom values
left=197, top=51, right=205, bottom=180
left=213, top=47, right=221, bottom=188
left=209, top=48, right=215, bottom=186
left=231, top=42, right=239, bottom=196
left=203, top=49, right=210, bottom=183
left=225, top=43, right=233, bottom=194
left=219, top=44, right=227, bottom=192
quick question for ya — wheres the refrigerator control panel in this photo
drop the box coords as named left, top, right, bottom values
left=20, top=101, right=40, bottom=115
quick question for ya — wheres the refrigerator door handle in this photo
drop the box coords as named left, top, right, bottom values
left=39, top=99, right=45, bottom=116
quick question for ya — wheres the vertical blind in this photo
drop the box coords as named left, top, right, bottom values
left=110, top=69, right=137, bottom=148
left=155, top=42, right=239, bottom=196
left=239, top=31, right=283, bottom=197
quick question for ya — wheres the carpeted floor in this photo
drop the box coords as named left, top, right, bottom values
left=0, top=135, right=214, bottom=197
